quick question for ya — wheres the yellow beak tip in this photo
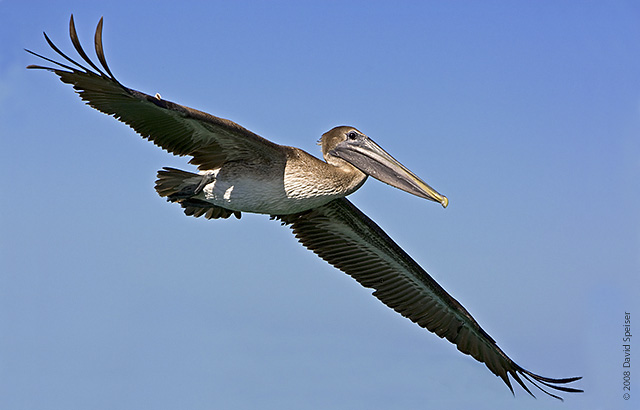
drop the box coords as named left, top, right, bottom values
left=441, top=196, right=449, bottom=208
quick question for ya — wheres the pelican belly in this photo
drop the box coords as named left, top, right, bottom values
left=197, top=148, right=367, bottom=215
left=199, top=166, right=344, bottom=215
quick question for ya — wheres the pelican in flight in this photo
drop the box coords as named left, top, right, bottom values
left=27, top=16, right=582, bottom=400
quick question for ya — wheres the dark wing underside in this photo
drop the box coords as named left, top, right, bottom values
left=274, top=198, right=582, bottom=400
left=26, top=15, right=285, bottom=170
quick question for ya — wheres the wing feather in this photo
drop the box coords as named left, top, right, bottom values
left=26, top=15, right=284, bottom=170
left=274, top=198, right=582, bottom=400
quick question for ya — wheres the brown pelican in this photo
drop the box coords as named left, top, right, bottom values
left=27, top=16, right=582, bottom=400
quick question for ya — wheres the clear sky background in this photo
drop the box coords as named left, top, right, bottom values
left=1, top=1, right=639, bottom=409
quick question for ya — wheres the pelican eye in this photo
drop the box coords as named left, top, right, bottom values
left=347, top=131, right=358, bottom=140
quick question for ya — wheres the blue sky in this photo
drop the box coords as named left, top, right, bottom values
left=1, top=1, right=639, bottom=409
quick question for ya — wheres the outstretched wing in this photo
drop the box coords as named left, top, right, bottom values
left=274, top=198, right=582, bottom=400
left=26, top=15, right=285, bottom=170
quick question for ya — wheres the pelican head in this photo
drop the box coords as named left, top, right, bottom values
left=321, top=126, right=448, bottom=208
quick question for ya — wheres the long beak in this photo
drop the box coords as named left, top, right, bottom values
left=330, top=137, right=448, bottom=208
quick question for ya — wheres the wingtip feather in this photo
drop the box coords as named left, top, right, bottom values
left=94, top=16, right=117, bottom=79
left=505, top=365, right=583, bottom=401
